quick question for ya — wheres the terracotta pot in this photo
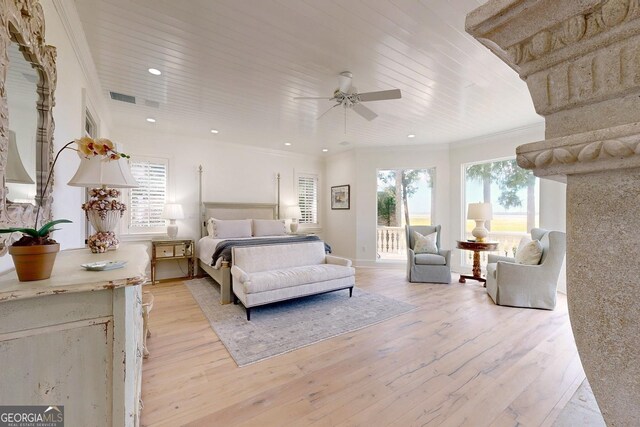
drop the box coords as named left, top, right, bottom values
left=9, top=243, right=60, bottom=281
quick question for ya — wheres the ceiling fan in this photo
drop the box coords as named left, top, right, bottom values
left=294, top=71, right=401, bottom=131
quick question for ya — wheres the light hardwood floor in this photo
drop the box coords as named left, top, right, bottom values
left=141, top=269, right=584, bottom=427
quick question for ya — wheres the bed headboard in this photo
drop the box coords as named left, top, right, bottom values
left=201, top=202, right=278, bottom=238
left=198, top=165, right=281, bottom=238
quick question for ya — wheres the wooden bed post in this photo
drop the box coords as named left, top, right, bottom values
left=276, top=173, right=281, bottom=219
left=198, top=165, right=204, bottom=238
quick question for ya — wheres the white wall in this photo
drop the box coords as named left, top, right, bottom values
left=322, top=145, right=450, bottom=265
left=324, top=150, right=357, bottom=259
left=113, top=127, right=325, bottom=280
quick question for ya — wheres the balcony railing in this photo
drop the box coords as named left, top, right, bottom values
left=462, top=231, right=528, bottom=265
left=377, top=226, right=406, bottom=259
left=376, top=226, right=528, bottom=264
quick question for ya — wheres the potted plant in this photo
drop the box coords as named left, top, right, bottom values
left=0, top=219, right=72, bottom=281
left=0, top=137, right=129, bottom=281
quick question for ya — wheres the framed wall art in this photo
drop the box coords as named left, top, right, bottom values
left=331, top=185, right=350, bottom=210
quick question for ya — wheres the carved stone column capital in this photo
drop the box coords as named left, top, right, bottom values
left=468, top=1, right=640, bottom=425
left=469, top=0, right=640, bottom=163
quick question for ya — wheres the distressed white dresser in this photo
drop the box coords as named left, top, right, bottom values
left=0, top=244, right=149, bottom=426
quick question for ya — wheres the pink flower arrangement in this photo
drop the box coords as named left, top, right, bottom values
left=88, top=232, right=119, bottom=253
left=82, top=188, right=126, bottom=219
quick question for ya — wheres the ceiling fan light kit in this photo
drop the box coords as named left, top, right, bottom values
left=294, top=71, right=402, bottom=132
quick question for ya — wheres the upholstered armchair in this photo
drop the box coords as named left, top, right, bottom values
left=405, top=225, right=451, bottom=284
left=485, top=228, right=566, bottom=310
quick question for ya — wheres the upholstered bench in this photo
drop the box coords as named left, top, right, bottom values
left=230, top=241, right=355, bottom=320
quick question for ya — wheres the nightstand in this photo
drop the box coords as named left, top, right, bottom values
left=151, top=239, right=195, bottom=284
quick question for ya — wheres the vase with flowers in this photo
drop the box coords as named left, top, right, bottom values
left=68, top=137, right=136, bottom=253
left=0, top=137, right=134, bottom=280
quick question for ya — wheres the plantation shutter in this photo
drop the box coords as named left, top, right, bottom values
left=297, top=174, right=318, bottom=224
left=129, top=159, right=167, bottom=229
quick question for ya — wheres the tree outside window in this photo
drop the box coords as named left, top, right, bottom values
left=376, top=168, right=435, bottom=260
left=464, top=158, right=539, bottom=262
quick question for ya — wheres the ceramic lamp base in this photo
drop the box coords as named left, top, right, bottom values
left=83, top=187, right=126, bottom=253
left=471, top=220, right=488, bottom=242
left=87, top=231, right=119, bottom=254
left=167, top=221, right=178, bottom=239
left=290, top=221, right=299, bottom=233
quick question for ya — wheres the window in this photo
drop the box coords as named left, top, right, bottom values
left=297, top=174, right=318, bottom=225
left=84, top=109, right=97, bottom=138
left=463, top=158, right=539, bottom=264
left=376, top=168, right=436, bottom=260
left=128, top=157, right=168, bottom=232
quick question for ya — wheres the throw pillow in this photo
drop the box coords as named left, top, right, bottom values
left=413, top=231, right=438, bottom=254
left=209, top=219, right=252, bottom=239
left=515, top=238, right=543, bottom=265
left=253, top=219, right=287, bottom=236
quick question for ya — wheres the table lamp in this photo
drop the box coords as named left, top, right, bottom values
left=6, top=130, right=34, bottom=184
left=467, top=202, right=492, bottom=242
left=68, top=154, right=138, bottom=253
left=161, top=203, right=184, bottom=239
left=286, top=205, right=302, bottom=233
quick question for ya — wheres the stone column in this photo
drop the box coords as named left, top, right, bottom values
left=466, top=1, right=640, bottom=425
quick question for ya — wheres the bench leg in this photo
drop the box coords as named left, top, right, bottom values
left=349, top=287, right=353, bottom=298
left=246, top=307, right=251, bottom=321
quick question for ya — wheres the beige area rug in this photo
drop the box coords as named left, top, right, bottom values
left=186, top=277, right=417, bottom=367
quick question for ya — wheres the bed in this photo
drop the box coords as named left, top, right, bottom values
left=197, top=202, right=283, bottom=304
left=196, top=167, right=327, bottom=304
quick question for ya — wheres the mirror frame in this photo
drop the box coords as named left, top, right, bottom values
left=0, top=0, right=56, bottom=234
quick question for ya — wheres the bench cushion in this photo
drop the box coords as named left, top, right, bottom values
left=414, top=253, right=447, bottom=265
left=233, top=241, right=326, bottom=272
left=240, top=264, right=355, bottom=294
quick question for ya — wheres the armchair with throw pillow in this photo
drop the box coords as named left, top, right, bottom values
left=485, top=228, right=566, bottom=310
left=405, top=225, right=451, bottom=284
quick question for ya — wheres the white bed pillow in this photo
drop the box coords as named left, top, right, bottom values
left=515, top=236, right=543, bottom=265
left=413, top=231, right=438, bottom=254
left=206, top=218, right=215, bottom=236
left=208, top=218, right=252, bottom=239
left=253, top=219, right=287, bottom=237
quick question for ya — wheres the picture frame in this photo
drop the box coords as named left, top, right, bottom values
left=331, top=185, right=350, bottom=210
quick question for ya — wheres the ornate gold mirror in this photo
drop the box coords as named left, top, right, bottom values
left=0, top=0, right=57, bottom=250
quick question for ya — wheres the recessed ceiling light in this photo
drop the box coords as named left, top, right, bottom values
left=148, top=68, right=161, bottom=75
left=284, top=142, right=292, bottom=146
left=210, top=129, right=219, bottom=134
left=322, top=148, right=329, bottom=152
left=146, top=117, right=156, bottom=123
left=407, top=134, right=416, bottom=138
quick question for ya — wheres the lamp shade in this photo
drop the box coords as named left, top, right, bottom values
left=285, top=205, right=302, bottom=219
left=467, top=202, right=492, bottom=221
left=6, top=130, right=34, bottom=184
left=161, top=203, right=184, bottom=220
left=67, top=154, right=138, bottom=188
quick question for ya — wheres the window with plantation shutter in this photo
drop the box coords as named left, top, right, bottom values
left=297, top=174, right=318, bottom=225
left=128, top=157, right=168, bottom=231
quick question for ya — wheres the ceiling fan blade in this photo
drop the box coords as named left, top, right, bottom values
left=317, top=104, right=340, bottom=120
left=358, top=89, right=402, bottom=102
left=352, top=103, right=378, bottom=121
left=294, top=96, right=334, bottom=100
left=338, top=71, right=352, bottom=93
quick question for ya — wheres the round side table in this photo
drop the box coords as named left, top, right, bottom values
left=456, top=240, right=499, bottom=285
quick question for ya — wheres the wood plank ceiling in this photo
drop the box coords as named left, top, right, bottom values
left=74, top=0, right=542, bottom=155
